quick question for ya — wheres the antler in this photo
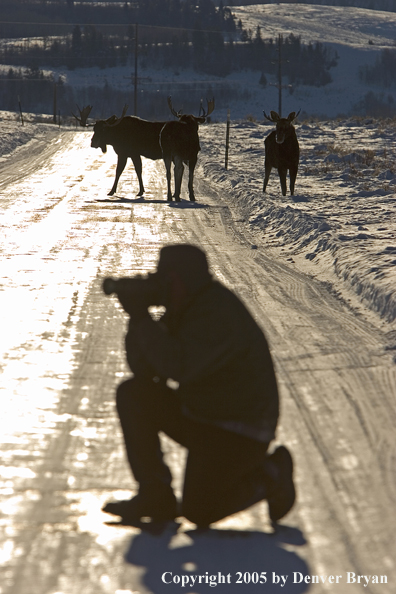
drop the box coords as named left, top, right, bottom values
left=72, top=104, right=93, bottom=127
left=264, top=109, right=301, bottom=122
left=120, top=103, right=128, bottom=119
left=167, top=96, right=183, bottom=118
left=200, top=97, right=215, bottom=118
left=103, top=105, right=129, bottom=126
left=263, top=110, right=280, bottom=123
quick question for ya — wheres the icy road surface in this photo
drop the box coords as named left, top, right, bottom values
left=0, top=130, right=395, bottom=594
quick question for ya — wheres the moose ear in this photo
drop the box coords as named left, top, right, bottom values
left=270, top=111, right=280, bottom=121
left=105, top=115, right=118, bottom=125
left=287, top=112, right=296, bottom=121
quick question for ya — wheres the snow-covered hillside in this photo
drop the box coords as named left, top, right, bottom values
left=32, top=2, right=396, bottom=121
left=227, top=3, right=396, bottom=119
left=233, top=2, right=396, bottom=48
left=228, top=0, right=396, bottom=10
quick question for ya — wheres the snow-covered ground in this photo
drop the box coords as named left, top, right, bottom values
left=1, top=110, right=395, bottom=345
left=1, top=3, right=395, bottom=344
left=198, top=117, right=396, bottom=341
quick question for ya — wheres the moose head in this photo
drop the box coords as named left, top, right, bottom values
left=263, top=110, right=301, bottom=144
left=91, top=105, right=129, bottom=153
left=167, top=96, right=215, bottom=127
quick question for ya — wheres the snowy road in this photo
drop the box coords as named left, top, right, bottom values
left=0, top=131, right=395, bottom=594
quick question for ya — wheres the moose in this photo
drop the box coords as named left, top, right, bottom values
left=90, top=108, right=166, bottom=197
left=160, top=96, right=215, bottom=202
left=263, top=110, right=300, bottom=196
left=72, top=104, right=93, bottom=127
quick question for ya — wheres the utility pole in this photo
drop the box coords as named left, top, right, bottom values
left=270, top=34, right=291, bottom=117
left=125, top=25, right=149, bottom=116
left=134, top=23, right=138, bottom=116
left=277, top=33, right=282, bottom=116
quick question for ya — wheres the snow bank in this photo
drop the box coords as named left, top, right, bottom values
left=0, top=111, right=61, bottom=158
left=198, top=117, right=396, bottom=326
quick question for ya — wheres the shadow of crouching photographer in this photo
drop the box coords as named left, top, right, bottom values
left=102, top=244, right=296, bottom=530
left=124, top=524, right=310, bottom=593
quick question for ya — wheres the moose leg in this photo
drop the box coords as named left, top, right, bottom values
left=174, top=157, right=184, bottom=202
left=131, top=155, right=144, bottom=196
left=187, top=156, right=197, bottom=202
left=164, top=157, right=173, bottom=201
left=289, top=165, right=298, bottom=196
left=278, top=167, right=287, bottom=197
left=263, top=161, right=272, bottom=193
left=108, top=155, right=127, bottom=196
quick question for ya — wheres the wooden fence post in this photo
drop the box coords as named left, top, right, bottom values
left=53, top=83, right=57, bottom=124
left=225, top=109, right=230, bottom=169
left=18, top=96, right=24, bottom=126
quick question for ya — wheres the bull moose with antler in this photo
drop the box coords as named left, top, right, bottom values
left=263, top=110, right=300, bottom=196
left=160, top=96, right=215, bottom=202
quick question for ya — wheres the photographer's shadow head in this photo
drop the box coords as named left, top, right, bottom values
left=124, top=523, right=310, bottom=593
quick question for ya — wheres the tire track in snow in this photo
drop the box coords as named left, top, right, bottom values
left=184, top=178, right=396, bottom=589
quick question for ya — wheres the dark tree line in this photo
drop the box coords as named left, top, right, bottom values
left=0, top=66, right=245, bottom=121
left=359, top=48, right=396, bottom=88
left=0, top=67, right=61, bottom=114
left=0, top=0, right=236, bottom=38
left=0, top=25, right=338, bottom=85
left=227, top=30, right=338, bottom=86
left=353, top=92, right=396, bottom=117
